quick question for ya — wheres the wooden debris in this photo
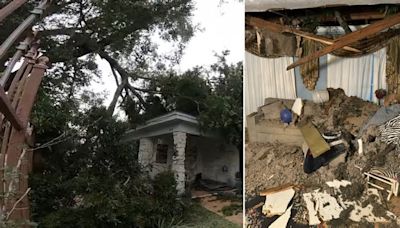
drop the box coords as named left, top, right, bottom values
left=260, top=183, right=301, bottom=196
left=287, top=12, right=400, bottom=70
left=299, top=122, right=330, bottom=158
left=247, top=17, right=361, bottom=53
left=364, top=170, right=399, bottom=201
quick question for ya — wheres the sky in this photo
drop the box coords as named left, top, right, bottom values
left=89, top=0, right=244, bottom=106
left=175, top=0, right=244, bottom=72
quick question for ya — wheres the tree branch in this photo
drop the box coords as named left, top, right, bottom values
left=107, top=75, right=127, bottom=115
left=38, top=28, right=81, bottom=37
left=109, top=63, right=120, bottom=85
left=6, top=187, right=31, bottom=220
left=97, top=50, right=154, bottom=81
left=125, top=83, right=147, bottom=109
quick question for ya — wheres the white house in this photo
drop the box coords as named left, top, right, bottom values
left=123, top=111, right=240, bottom=195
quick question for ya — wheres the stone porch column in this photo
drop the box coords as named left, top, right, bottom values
left=138, top=138, right=153, bottom=169
left=172, top=131, right=186, bottom=195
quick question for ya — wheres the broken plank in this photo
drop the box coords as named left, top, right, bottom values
left=287, top=12, right=400, bottom=70
left=299, top=122, right=330, bottom=158
left=0, top=86, right=23, bottom=130
left=246, top=17, right=361, bottom=53
left=260, top=183, right=301, bottom=196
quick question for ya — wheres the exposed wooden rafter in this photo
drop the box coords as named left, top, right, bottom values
left=246, top=17, right=361, bottom=53
left=287, top=12, right=400, bottom=70
left=246, top=4, right=397, bottom=26
left=334, top=11, right=352, bottom=34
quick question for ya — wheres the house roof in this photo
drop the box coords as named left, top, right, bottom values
left=122, top=111, right=215, bottom=141
left=246, top=0, right=400, bottom=12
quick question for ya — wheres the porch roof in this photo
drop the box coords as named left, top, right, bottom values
left=122, top=111, right=215, bottom=141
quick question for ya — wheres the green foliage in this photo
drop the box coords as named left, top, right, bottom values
left=3, top=1, right=198, bottom=225
left=199, top=52, right=243, bottom=150
left=215, top=194, right=242, bottom=203
left=1, top=0, right=196, bottom=120
left=221, top=204, right=242, bottom=216
left=149, top=172, right=187, bottom=226
left=121, top=51, right=243, bottom=156
left=30, top=104, right=185, bottom=227
left=157, top=68, right=210, bottom=116
left=3, top=2, right=242, bottom=226
left=122, top=54, right=243, bottom=141
left=176, top=203, right=241, bottom=228
left=0, top=220, right=38, bottom=228
left=122, top=67, right=211, bottom=124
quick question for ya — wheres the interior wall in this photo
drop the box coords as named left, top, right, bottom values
left=294, top=55, right=328, bottom=100
left=245, top=51, right=297, bottom=116
left=245, top=49, right=387, bottom=117
left=327, top=48, right=387, bottom=103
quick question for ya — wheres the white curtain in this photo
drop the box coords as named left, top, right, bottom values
left=327, top=48, right=386, bottom=103
left=245, top=51, right=297, bottom=116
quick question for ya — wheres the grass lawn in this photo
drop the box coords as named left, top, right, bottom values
left=175, top=203, right=241, bottom=228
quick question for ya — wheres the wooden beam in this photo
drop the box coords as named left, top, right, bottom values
left=247, top=17, right=361, bottom=53
left=248, top=5, right=389, bottom=25
left=0, top=86, right=23, bottom=130
left=334, top=11, right=352, bottom=34
left=287, top=12, right=400, bottom=70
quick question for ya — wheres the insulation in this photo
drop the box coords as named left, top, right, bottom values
left=245, top=29, right=297, bottom=57
left=386, top=36, right=400, bottom=94
left=300, top=39, right=320, bottom=90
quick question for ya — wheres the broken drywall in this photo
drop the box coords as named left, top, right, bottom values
left=303, top=181, right=395, bottom=225
left=262, top=188, right=295, bottom=217
left=304, top=190, right=343, bottom=225
left=269, top=205, right=293, bottom=228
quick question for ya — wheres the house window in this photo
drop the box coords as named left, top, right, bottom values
left=156, top=144, right=168, bottom=164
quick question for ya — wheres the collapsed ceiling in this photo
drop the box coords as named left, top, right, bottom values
left=245, top=4, right=400, bottom=67
left=246, top=0, right=400, bottom=12
left=245, top=3, right=400, bottom=93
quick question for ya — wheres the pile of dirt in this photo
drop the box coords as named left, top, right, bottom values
left=246, top=88, right=400, bottom=226
left=246, top=89, right=389, bottom=197
left=245, top=142, right=337, bottom=197
left=308, top=88, right=379, bottom=135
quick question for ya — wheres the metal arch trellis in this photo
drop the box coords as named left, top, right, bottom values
left=0, top=0, right=51, bottom=224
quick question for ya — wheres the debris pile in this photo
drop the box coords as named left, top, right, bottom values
left=246, top=88, right=400, bottom=227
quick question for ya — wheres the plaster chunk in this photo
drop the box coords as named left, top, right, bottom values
left=303, top=190, right=343, bottom=225
left=262, top=188, right=295, bottom=217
